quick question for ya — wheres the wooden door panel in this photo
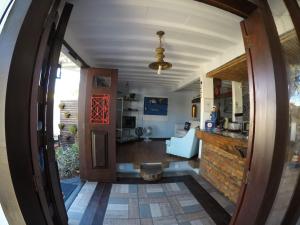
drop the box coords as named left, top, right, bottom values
left=91, top=130, right=108, bottom=168
left=79, top=68, right=118, bottom=182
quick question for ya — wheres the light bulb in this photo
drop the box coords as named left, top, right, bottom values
left=157, top=65, right=162, bottom=75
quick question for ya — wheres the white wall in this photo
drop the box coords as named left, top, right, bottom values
left=0, top=204, right=9, bottom=225
left=119, top=86, right=200, bottom=138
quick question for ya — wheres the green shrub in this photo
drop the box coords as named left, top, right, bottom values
left=55, top=144, right=79, bottom=179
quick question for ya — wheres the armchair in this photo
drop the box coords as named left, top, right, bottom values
left=166, top=128, right=199, bottom=158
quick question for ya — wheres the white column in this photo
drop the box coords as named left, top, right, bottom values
left=198, top=73, right=214, bottom=158
left=232, top=81, right=243, bottom=121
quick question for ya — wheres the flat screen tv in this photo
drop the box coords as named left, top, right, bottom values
left=122, top=116, right=136, bottom=129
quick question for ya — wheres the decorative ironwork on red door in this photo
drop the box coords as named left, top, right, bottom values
left=90, top=94, right=110, bottom=124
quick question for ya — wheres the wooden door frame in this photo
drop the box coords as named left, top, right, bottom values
left=2, top=1, right=291, bottom=225
left=281, top=0, right=300, bottom=224
left=4, top=1, right=72, bottom=225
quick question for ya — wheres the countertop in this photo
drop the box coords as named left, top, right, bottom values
left=196, top=130, right=248, bottom=157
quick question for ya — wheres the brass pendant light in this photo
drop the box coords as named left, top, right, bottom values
left=149, top=31, right=172, bottom=75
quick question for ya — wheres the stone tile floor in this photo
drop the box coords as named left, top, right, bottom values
left=103, top=183, right=215, bottom=225
left=68, top=169, right=236, bottom=225
left=68, top=182, right=98, bottom=225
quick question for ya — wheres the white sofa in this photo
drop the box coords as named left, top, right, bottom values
left=166, top=127, right=199, bottom=158
left=174, top=121, right=200, bottom=137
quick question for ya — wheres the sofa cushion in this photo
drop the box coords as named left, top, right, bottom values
left=184, top=122, right=191, bottom=131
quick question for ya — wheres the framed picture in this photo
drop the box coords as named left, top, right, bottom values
left=93, top=75, right=111, bottom=88
left=144, top=97, right=168, bottom=116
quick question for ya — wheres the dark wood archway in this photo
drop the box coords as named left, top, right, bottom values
left=5, top=1, right=73, bottom=224
left=2, top=1, right=292, bottom=225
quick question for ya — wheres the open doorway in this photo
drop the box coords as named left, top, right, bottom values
left=1, top=1, right=299, bottom=225
left=67, top=1, right=250, bottom=224
left=53, top=52, right=83, bottom=208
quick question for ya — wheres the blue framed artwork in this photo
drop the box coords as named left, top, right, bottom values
left=144, top=97, right=168, bottom=116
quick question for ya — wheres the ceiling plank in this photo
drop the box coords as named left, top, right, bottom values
left=206, top=30, right=299, bottom=82
left=206, top=54, right=247, bottom=82
left=193, top=0, right=257, bottom=18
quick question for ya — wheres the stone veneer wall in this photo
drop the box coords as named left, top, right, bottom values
left=200, top=142, right=246, bottom=203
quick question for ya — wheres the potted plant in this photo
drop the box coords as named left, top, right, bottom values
left=64, top=112, right=71, bottom=118
left=58, top=123, right=65, bottom=130
left=68, top=124, right=78, bottom=136
left=59, top=102, right=65, bottom=109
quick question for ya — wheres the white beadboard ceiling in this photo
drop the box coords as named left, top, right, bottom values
left=65, top=0, right=244, bottom=90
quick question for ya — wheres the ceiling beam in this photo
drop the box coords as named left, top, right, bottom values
left=118, top=69, right=193, bottom=77
left=94, top=58, right=203, bottom=67
left=72, top=19, right=238, bottom=44
left=193, top=0, right=257, bottom=18
left=62, top=40, right=90, bottom=68
left=90, top=51, right=213, bottom=62
left=104, top=63, right=195, bottom=74
left=79, top=35, right=225, bottom=54
left=118, top=77, right=178, bottom=84
left=118, top=74, right=183, bottom=81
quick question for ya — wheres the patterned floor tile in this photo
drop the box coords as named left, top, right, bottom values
left=102, top=182, right=217, bottom=225
left=163, top=183, right=190, bottom=196
left=67, top=182, right=97, bottom=225
left=176, top=211, right=211, bottom=224
left=138, top=184, right=165, bottom=198
left=103, top=218, right=141, bottom=225
left=152, top=216, right=178, bottom=225
left=110, top=184, right=138, bottom=198
left=168, top=194, right=204, bottom=215
left=140, top=218, right=153, bottom=225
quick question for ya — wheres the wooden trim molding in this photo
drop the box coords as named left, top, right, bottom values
left=193, top=0, right=257, bottom=18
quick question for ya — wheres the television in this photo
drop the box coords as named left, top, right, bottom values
left=122, top=116, right=136, bottom=129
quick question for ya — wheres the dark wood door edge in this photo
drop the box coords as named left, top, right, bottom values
left=193, top=0, right=257, bottom=18
left=230, top=19, right=257, bottom=225
left=231, top=2, right=289, bottom=225
left=44, top=3, right=73, bottom=225
left=29, top=1, right=61, bottom=225
left=5, top=1, right=60, bottom=224
left=62, top=40, right=90, bottom=68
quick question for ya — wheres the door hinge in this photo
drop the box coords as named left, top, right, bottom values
left=244, top=35, right=254, bottom=49
left=244, top=170, right=251, bottom=184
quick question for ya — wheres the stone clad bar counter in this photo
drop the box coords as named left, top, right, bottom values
left=197, top=130, right=248, bottom=203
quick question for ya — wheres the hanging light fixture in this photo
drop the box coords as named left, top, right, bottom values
left=149, top=31, right=172, bottom=75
